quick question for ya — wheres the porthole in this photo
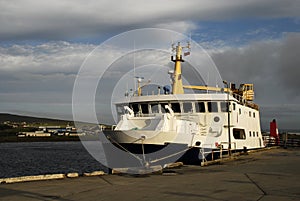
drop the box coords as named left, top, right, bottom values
left=214, top=116, right=220, bottom=122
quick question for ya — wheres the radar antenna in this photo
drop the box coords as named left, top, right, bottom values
left=170, top=41, right=191, bottom=94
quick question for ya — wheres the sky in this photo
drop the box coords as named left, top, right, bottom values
left=0, top=0, right=299, bottom=130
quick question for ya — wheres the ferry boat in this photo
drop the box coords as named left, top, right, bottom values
left=102, top=42, right=264, bottom=169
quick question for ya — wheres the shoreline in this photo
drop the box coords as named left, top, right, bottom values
left=0, top=136, right=80, bottom=143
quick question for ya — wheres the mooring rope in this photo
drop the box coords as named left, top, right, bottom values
left=107, top=136, right=144, bottom=166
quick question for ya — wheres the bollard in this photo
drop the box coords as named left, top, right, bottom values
left=243, top=146, right=248, bottom=154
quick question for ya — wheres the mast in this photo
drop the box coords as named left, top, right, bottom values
left=171, top=42, right=190, bottom=94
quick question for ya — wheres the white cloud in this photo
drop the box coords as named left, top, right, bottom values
left=155, top=21, right=197, bottom=34
left=246, top=28, right=269, bottom=36
left=0, top=41, right=95, bottom=74
left=0, top=41, right=97, bottom=107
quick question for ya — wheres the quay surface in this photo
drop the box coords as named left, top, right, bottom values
left=1, top=148, right=299, bottom=201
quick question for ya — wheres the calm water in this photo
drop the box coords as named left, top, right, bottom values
left=0, top=141, right=108, bottom=178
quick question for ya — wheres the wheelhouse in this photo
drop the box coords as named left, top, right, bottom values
left=116, top=100, right=233, bottom=117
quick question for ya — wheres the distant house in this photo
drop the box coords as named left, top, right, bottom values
left=18, top=130, right=51, bottom=137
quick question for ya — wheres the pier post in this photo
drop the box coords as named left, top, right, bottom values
left=284, top=132, right=288, bottom=149
left=223, top=80, right=231, bottom=156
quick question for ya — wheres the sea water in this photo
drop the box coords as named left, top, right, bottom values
left=0, top=141, right=107, bottom=178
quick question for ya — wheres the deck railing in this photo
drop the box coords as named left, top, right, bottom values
left=232, top=93, right=259, bottom=110
left=263, top=135, right=300, bottom=147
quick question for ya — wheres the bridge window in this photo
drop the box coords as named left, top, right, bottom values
left=130, top=103, right=139, bottom=114
left=208, top=102, right=218, bottom=113
left=233, top=128, right=246, bottom=140
left=171, top=102, right=181, bottom=113
left=182, top=102, right=193, bottom=113
left=195, top=102, right=205, bottom=113
left=150, top=103, right=159, bottom=113
left=140, top=103, right=149, bottom=114
left=160, top=103, right=169, bottom=113
left=220, top=102, right=228, bottom=112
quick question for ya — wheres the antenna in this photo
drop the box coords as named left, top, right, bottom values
left=135, top=76, right=144, bottom=83
left=183, top=37, right=191, bottom=57
left=189, top=34, right=191, bottom=50
left=134, top=76, right=150, bottom=96
left=215, top=77, right=218, bottom=94
left=171, top=43, right=175, bottom=55
left=133, top=40, right=136, bottom=91
left=125, top=82, right=129, bottom=97
left=171, top=37, right=175, bottom=54
left=206, top=72, right=209, bottom=94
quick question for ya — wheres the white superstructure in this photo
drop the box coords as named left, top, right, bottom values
left=110, top=93, right=263, bottom=150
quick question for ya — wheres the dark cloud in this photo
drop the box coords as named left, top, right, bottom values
left=210, top=33, right=300, bottom=129
left=278, top=33, right=300, bottom=96
left=260, top=104, right=300, bottom=130
left=0, top=0, right=299, bottom=41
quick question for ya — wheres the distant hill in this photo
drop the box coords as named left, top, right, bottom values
left=0, top=113, right=72, bottom=126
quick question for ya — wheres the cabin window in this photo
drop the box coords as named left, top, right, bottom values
left=256, top=132, right=259, bottom=137
left=160, top=103, right=169, bottom=113
left=207, top=102, right=218, bottom=112
left=150, top=103, right=159, bottom=113
left=249, top=111, right=251, bottom=117
left=195, top=102, right=205, bottom=113
left=182, top=102, right=193, bottom=113
left=130, top=103, right=139, bottom=114
left=249, top=131, right=251, bottom=137
left=239, top=108, right=241, bottom=115
left=233, top=103, right=236, bottom=111
left=171, top=102, right=181, bottom=113
left=233, top=128, right=246, bottom=140
left=220, top=102, right=228, bottom=112
left=253, top=112, right=255, bottom=118
left=140, top=103, right=149, bottom=114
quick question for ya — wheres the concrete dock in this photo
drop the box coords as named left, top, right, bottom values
left=1, top=148, right=299, bottom=201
